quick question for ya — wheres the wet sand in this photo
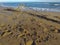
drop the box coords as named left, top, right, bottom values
left=0, top=7, right=60, bottom=45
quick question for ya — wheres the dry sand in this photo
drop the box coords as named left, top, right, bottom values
left=0, top=7, right=60, bottom=45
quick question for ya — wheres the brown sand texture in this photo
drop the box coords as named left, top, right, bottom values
left=0, top=7, right=60, bottom=45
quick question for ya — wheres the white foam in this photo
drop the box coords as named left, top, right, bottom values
left=29, top=7, right=60, bottom=12
left=54, top=4, right=60, bottom=6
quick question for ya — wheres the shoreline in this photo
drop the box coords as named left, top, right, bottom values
left=29, top=7, right=60, bottom=12
left=0, top=5, right=60, bottom=12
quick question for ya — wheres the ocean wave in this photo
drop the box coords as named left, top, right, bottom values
left=29, top=7, right=60, bottom=12
left=50, top=3, right=60, bottom=6
left=53, top=4, right=60, bottom=6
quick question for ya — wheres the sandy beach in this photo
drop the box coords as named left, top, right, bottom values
left=0, top=7, right=60, bottom=45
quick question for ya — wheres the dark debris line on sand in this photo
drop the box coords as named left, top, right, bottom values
left=3, top=7, right=60, bottom=24
left=26, top=12, right=60, bottom=24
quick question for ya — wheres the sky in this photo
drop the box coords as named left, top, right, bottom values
left=0, top=0, right=60, bottom=2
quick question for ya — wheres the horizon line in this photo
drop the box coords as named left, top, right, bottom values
left=0, top=1, right=60, bottom=2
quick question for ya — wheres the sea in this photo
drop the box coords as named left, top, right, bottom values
left=0, top=2, right=60, bottom=12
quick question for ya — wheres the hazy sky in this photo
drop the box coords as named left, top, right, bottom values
left=0, top=0, right=60, bottom=2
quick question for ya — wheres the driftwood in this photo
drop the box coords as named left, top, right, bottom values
left=4, top=8, right=19, bottom=12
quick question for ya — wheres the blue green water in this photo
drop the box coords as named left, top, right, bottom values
left=0, top=2, right=60, bottom=12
